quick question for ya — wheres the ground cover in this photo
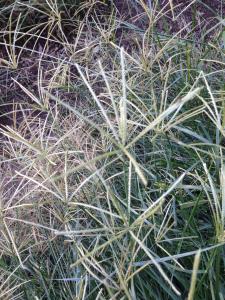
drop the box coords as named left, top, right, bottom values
left=0, top=1, right=225, bottom=299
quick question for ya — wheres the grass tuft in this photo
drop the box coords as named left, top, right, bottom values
left=0, top=0, right=225, bottom=299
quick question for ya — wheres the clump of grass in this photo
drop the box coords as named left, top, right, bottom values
left=0, top=0, right=225, bottom=299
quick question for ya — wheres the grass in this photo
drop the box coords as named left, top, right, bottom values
left=0, top=0, right=225, bottom=299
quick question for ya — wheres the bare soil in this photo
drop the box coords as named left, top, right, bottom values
left=0, top=0, right=224, bottom=127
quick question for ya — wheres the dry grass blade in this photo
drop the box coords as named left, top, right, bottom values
left=119, top=47, right=127, bottom=145
left=126, top=87, right=202, bottom=149
left=75, top=63, right=119, bottom=142
left=221, top=164, right=225, bottom=229
left=187, top=250, right=201, bottom=300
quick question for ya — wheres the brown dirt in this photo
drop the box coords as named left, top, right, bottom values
left=0, top=0, right=224, bottom=127
left=113, top=0, right=225, bottom=39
